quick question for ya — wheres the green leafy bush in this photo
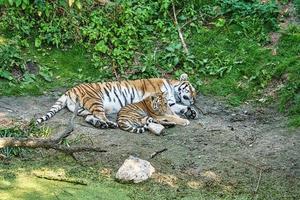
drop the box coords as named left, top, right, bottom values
left=0, top=40, right=26, bottom=80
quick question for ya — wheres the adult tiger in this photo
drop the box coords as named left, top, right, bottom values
left=36, top=74, right=198, bottom=128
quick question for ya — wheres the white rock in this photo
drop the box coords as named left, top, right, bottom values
left=148, top=122, right=165, bottom=135
left=116, top=156, right=155, bottom=183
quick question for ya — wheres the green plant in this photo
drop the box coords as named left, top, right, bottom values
left=0, top=40, right=26, bottom=81
left=0, top=39, right=53, bottom=83
left=0, top=122, right=50, bottom=158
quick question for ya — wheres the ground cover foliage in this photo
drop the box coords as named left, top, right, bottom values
left=0, top=0, right=299, bottom=126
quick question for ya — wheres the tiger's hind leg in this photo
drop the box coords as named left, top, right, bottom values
left=83, top=98, right=118, bottom=128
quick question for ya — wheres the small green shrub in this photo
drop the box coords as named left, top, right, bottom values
left=0, top=39, right=53, bottom=83
left=0, top=40, right=26, bottom=81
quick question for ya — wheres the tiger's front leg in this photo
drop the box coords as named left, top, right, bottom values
left=170, top=103, right=198, bottom=119
left=155, top=115, right=190, bottom=126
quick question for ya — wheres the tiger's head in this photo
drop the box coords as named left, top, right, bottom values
left=146, top=92, right=170, bottom=115
left=174, top=74, right=196, bottom=106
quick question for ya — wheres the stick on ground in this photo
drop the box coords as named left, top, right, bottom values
left=33, top=173, right=88, bottom=185
left=0, top=101, right=107, bottom=159
left=150, top=148, right=168, bottom=159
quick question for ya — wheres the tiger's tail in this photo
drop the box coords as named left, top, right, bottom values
left=36, top=94, right=68, bottom=124
left=118, top=116, right=153, bottom=134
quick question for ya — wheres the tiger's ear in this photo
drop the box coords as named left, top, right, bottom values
left=179, top=73, right=188, bottom=81
left=151, top=95, right=157, bottom=101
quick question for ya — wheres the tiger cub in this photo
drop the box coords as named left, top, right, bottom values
left=117, top=92, right=190, bottom=133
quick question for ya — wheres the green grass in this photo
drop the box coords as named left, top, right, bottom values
left=1, top=152, right=299, bottom=200
left=0, top=126, right=50, bottom=157
left=0, top=153, right=297, bottom=200
left=190, top=24, right=300, bottom=116
left=0, top=44, right=96, bottom=96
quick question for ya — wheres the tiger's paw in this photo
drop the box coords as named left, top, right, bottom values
left=107, top=121, right=118, bottom=129
left=182, top=119, right=190, bottom=126
left=184, top=106, right=198, bottom=119
left=94, top=120, right=109, bottom=129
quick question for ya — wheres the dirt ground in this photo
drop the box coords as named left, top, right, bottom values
left=0, top=92, right=299, bottom=197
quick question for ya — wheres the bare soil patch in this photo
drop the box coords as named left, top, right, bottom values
left=0, top=92, right=299, bottom=197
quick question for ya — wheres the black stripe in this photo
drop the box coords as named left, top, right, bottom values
left=83, top=96, right=90, bottom=105
left=49, top=111, right=55, bottom=115
left=124, top=87, right=128, bottom=96
left=123, top=92, right=128, bottom=105
left=169, top=103, right=176, bottom=107
left=78, top=109, right=85, bottom=114
left=147, top=79, right=156, bottom=90
left=88, top=102, right=101, bottom=110
left=85, top=84, right=99, bottom=97
left=113, top=88, right=123, bottom=107
left=162, top=81, right=169, bottom=91
left=106, top=83, right=112, bottom=91
left=103, top=87, right=111, bottom=101
left=92, top=108, right=103, bottom=112
left=182, top=83, right=189, bottom=90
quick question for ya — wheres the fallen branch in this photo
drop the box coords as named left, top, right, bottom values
left=0, top=102, right=107, bottom=158
left=150, top=148, right=168, bottom=159
left=171, top=1, right=189, bottom=54
left=33, top=172, right=88, bottom=185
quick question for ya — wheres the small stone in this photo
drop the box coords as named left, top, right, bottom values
left=116, top=156, right=155, bottom=183
left=148, top=123, right=165, bottom=135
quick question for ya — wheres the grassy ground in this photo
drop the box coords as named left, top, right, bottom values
left=2, top=154, right=297, bottom=200
left=0, top=45, right=95, bottom=96
left=191, top=24, right=300, bottom=126
left=0, top=156, right=252, bottom=200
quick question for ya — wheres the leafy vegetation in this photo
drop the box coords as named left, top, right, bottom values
left=0, top=124, right=50, bottom=157
left=0, top=0, right=299, bottom=125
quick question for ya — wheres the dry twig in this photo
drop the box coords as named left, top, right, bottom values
left=232, top=158, right=267, bottom=199
left=171, top=1, right=189, bottom=54
left=33, top=172, right=88, bottom=185
left=150, top=148, right=168, bottom=159
left=0, top=101, right=106, bottom=158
